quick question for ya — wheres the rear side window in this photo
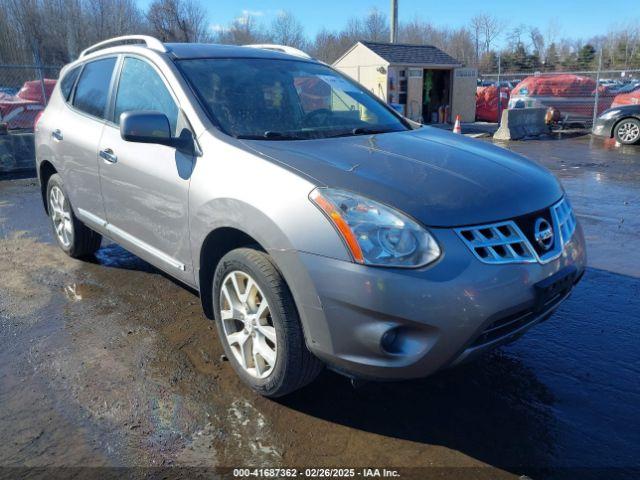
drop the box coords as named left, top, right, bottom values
left=60, top=66, right=80, bottom=101
left=114, top=57, right=179, bottom=135
left=73, top=57, right=116, bottom=118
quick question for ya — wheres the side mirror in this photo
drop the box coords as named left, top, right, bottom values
left=120, top=111, right=174, bottom=147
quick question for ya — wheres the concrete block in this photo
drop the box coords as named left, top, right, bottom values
left=493, top=108, right=550, bottom=141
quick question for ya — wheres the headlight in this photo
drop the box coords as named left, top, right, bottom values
left=599, top=109, right=620, bottom=120
left=310, top=187, right=441, bottom=267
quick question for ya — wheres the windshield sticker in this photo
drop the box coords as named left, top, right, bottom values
left=318, top=75, right=360, bottom=93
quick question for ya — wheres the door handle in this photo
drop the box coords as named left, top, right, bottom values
left=99, top=148, right=117, bottom=163
left=51, top=129, right=63, bottom=141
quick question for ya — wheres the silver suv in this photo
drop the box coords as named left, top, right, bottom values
left=35, top=36, right=586, bottom=397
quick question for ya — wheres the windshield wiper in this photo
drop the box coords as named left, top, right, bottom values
left=351, top=127, right=394, bottom=136
left=323, top=127, right=394, bottom=139
left=237, top=131, right=306, bottom=141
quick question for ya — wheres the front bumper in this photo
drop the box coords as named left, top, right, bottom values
left=592, top=116, right=615, bottom=138
left=273, top=223, right=587, bottom=381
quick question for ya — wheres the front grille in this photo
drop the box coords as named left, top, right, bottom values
left=456, top=196, right=577, bottom=265
left=456, top=221, right=537, bottom=264
left=553, top=197, right=577, bottom=245
left=513, top=207, right=556, bottom=258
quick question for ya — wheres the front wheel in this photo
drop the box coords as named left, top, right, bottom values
left=614, top=118, right=640, bottom=145
left=46, top=173, right=102, bottom=258
left=212, top=248, right=322, bottom=397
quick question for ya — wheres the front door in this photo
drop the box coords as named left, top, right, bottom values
left=98, top=56, right=195, bottom=284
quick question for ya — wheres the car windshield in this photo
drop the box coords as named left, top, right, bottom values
left=177, top=58, right=408, bottom=140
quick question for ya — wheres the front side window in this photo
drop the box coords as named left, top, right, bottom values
left=178, top=58, right=408, bottom=140
left=73, top=57, right=116, bottom=118
left=114, top=57, right=179, bottom=135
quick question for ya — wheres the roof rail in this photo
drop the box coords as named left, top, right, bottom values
left=243, top=44, right=312, bottom=60
left=80, top=35, right=167, bottom=58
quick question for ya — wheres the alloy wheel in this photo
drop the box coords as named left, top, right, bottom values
left=220, top=270, right=277, bottom=379
left=49, top=185, right=73, bottom=248
left=617, top=121, right=640, bottom=143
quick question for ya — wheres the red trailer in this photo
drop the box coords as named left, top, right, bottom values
left=508, top=74, right=614, bottom=124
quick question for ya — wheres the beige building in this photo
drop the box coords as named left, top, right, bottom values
left=333, top=41, right=477, bottom=124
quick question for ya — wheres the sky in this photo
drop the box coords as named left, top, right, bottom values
left=136, top=0, right=640, bottom=45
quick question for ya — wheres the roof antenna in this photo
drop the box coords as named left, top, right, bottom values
left=390, top=0, right=398, bottom=43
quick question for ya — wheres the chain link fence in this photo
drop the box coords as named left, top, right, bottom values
left=0, top=65, right=62, bottom=132
left=478, top=67, right=640, bottom=127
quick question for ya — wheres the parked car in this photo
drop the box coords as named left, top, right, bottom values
left=611, top=86, right=640, bottom=108
left=0, top=86, right=19, bottom=96
left=35, top=36, right=586, bottom=397
left=509, top=74, right=614, bottom=124
left=592, top=105, right=640, bottom=144
left=0, top=79, right=56, bottom=130
left=609, top=81, right=640, bottom=95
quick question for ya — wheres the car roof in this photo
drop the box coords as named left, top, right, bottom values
left=165, top=43, right=315, bottom=62
left=62, top=40, right=318, bottom=77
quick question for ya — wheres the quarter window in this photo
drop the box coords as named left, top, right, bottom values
left=72, top=57, right=116, bottom=118
left=114, top=57, right=179, bottom=135
left=60, top=66, right=81, bottom=101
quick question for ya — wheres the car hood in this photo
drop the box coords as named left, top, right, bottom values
left=604, top=105, right=640, bottom=115
left=242, top=127, right=563, bottom=227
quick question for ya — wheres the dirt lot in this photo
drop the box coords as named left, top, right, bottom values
left=0, top=135, right=639, bottom=480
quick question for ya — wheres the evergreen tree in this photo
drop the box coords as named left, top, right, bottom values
left=577, top=44, right=596, bottom=69
left=545, top=43, right=559, bottom=70
left=512, top=43, right=529, bottom=71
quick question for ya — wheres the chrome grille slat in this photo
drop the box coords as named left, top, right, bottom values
left=456, top=221, right=537, bottom=264
left=553, top=197, right=577, bottom=245
left=456, top=197, right=577, bottom=265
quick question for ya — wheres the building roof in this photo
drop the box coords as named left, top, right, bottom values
left=360, top=41, right=461, bottom=66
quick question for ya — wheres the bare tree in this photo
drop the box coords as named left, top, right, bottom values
left=399, top=18, right=438, bottom=45
left=480, top=14, right=504, bottom=53
left=506, top=24, right=526, bottom=47
left=545, top=19, right=561, bottom=49
left=529, top=27, right=545, bottom=57
left=269, top=11, right=306, bottom=49
left=469, top=15, right=482, bottom=65
left=4, top=0, right=45, bottom=59
left=215, top=12, right=267, bottom=45
left=308, top=28, right=342, bottom=63
left=147, top=0, right=210, bottom=42
left=2, top=0, right=640, bottom=73
left=0, top=0, right=31, bottom=63
left=86, top=0, right=145, bottom=42
left=449, top=27, right=475, bottom=67
left=470, top=14, right=504, bottom=55
left=362, top=7, right=389, bottom=42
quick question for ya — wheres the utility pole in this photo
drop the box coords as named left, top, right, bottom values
left=497, top=53, right=502, bottom=116
left=390, top=0, right=398, bottom=43
left=592, top=48, right=603, bottom=129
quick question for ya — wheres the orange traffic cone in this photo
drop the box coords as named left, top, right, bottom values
left=453, top=115, right=462, bottom=134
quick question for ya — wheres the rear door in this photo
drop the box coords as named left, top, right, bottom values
left=57, top=57, right=117, bottom=225
left=97, top=55, right=195, bottom=284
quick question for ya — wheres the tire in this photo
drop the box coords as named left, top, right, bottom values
left=613, top=118, right=640, bottom=145
left=212, top=248, right=323, bottom=397
left=46, top=173, right=102, bottom=258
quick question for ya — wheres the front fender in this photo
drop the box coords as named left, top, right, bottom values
left=188, top=134, right=351, bottom=338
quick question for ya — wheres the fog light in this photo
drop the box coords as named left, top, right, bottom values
left=380, top=327, right=400, bottom=353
